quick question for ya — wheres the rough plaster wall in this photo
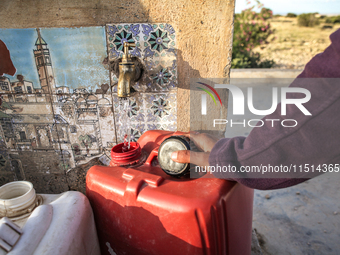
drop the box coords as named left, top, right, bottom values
left=145, top=0, right=235, bottom=131
left=0, top=0, right=235, bottom=132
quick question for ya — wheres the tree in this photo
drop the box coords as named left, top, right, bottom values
left=232, top=0, right=275, bottom=68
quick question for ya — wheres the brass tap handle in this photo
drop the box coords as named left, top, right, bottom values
left=123, top=42, right=136, bottom=58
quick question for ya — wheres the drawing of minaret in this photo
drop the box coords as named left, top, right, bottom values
left=33, top=28, right=56, bottom=94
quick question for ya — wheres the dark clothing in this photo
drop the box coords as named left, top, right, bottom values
left=209, top=29, right=340, bottom=190
left=0, top=40, right=16, bottom=76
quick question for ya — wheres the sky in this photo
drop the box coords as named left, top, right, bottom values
left=0, top=27, right=109, bottom=91
left=235, top=0, right=340, bottom=15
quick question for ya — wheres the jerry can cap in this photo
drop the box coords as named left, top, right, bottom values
left=158, top=136, right=190, bottom=177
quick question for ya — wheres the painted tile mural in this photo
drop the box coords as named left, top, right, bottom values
left=0, top=24, right=177, bottom=192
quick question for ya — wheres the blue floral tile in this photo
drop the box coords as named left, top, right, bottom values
left=144, top=93, right=177, bottom=128
left=142, top=24, right=153, bottom=36
left=130, top=128, right=141, bottom=142
left=135, top=124, right=146, bottom=134
left=144, top=46, right=155, bottom=58
left=106, top=23, right=177, bottom=92
left=130, top=24, right=140, bottom=37
left=113, top=30, right=135, bottom=51
left=165, top=124, right=177, bottom=131
left=152, top=66, right=172, bottom=87
left=151, top=98, right=171, bottom=118
left=147, top=123, right=162, bottom=130
left=107, top=23, right=177, bottom=136
left=112, top=96, right=144, bottom=124
left=126, top=100, right=139, bottom=118
left=112, top=92, right=177, bottom=139
left=148, top=29, right=171, bottom=52
left=146, top=111, right=158, bottom=122
left=164, top=24, right=175, bottom=35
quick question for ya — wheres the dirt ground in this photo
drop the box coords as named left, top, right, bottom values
left=253, top=172, right=340, bottom=255
left=253, top=16, right=340, bottom=69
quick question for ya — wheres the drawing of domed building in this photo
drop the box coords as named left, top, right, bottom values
left=0, top=29, right=114, bottom=188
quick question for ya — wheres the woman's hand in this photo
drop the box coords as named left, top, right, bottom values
left=171, top=132, right=219, bottom=167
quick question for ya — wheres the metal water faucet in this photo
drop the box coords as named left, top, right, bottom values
left=117, top=42, right=136, bottom=97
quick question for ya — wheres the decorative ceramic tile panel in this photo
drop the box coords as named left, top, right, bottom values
left=113, top=92, right=177, bottom=143
left=0, top=24, right=178, bottom=193
left=107, top=23, right=178, bottom=142
left=106, top=23, right=177, bottom=92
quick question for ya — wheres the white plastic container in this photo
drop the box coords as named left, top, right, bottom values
left=0, top=181, right=100, bottom=255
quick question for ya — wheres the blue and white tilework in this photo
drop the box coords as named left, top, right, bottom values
left=107, top=23, right=178, bottom=138
left=106, top=23, right=177, bottom=92
left=113, top=92, right=177, bottom=143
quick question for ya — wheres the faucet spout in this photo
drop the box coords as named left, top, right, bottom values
left=117, top=63, right=135, bottom=97
left=117, top=42, right=136, bottom=98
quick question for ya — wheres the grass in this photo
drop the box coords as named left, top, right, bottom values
left=252, top=16, right=340, bottom=69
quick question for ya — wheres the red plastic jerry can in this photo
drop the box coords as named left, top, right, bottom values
left=86, top=130, right=254, bottom=255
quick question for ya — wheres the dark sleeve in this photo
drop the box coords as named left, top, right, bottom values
left=0, top=40, right=16, bottom=76
left=209, top=29, right=340, bottom=190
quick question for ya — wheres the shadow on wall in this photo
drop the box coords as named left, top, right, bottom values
left=176, top=49, right=229, bottom=138
left=176, top=49, right=202, bottom=90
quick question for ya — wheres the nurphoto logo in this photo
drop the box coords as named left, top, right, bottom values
left=198, top=83, right=312, bottom=128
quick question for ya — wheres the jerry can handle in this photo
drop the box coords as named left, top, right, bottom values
left=144, top=147, right=159, bottom=165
